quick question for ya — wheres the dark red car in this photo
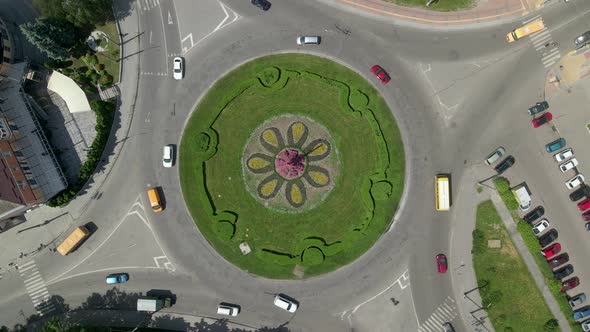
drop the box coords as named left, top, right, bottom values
left=561, top=277, right=580, bottom=292
left=532, top=112, right=553, bottom=128
left=583, top=211, right=590, bottom=221
left=436, top=254, right=447, bottom=273
left=541, top=243, right=561, bottom=259
left=548, top=253, right=569, bottom=269
left=371, top=65, right=391, bottom=84
left=578, top=198, right=590, bottom=212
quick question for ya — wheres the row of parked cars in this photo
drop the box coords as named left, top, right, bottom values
left=527, top=101, right=590, bottom=331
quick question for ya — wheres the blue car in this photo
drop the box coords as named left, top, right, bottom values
left=574, top=307, right=590, bottom=320
left=105, top=273, right=129, bottom=284
left=545, top=138, right=566, bottom=153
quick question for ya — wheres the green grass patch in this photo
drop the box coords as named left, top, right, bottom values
left=180, top=54, right=404, bottom=279
left=94, top=23, right=120, bottom=83
left=493, top=177, right=520, bottom=212
left=473, top=200, right=556, bottom=331
left=384, top=0, right=474, bottom=12
left=516, top=221, right=583, bottom=331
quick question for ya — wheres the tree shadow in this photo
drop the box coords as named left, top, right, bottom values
left=1, top=290, right=292, bottom=332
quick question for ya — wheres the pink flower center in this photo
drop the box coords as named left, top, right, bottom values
left=275, top=148, right=306, bottom=180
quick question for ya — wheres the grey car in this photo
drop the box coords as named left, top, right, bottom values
left=570, top=293, right=587, bottom=308
left=442, top=322, right=455, bottom=332
left=575, top=31, right=590, bottom=49
left=527, top=101, right=549, bottom=116
left=485, top=147, right=505, bottom=165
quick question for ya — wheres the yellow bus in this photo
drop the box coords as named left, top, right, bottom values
left=506, top=18, right=545, bottom=43
left=435, top=174, right=450, bottom=211
left=57, top=226, right=90, bottom=256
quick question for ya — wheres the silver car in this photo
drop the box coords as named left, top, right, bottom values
left=297, top=36, right=321, bottom=45
left=570, top=293, right=587, bottom=308
left=484, top=147, right=505, bottom=165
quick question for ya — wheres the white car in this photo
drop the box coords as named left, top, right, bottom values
left=216, top=303, right=239, bottom=316
left=296, top=36, right=321, bottom=45
left=162, top=144, right=174, bottom=168
left=554, top=148, right=573, bottom=162
left=582, top=319, right=590, bottom=332
left=566, top=174, right=585, bottom=190
left=559, top=158, right=578, bottom=173
left=273, top=294, right=298, bottom=313
left=173, top=57, right=184, bottom=80
left=532, top=219, right=549, bottom=235
left=484, top=147, right=505, bottom=165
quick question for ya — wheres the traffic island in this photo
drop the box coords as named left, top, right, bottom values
left=179, top=54, right=404, bottom=279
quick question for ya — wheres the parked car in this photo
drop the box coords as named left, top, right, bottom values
left=574, top=307, right=590, bottom=320
left=484, top=147, right=505, bottom=165
left=296, top=36, right=321, bottom=45
left=172, top=57, right=184, bottom=80
left=251, top=0, right=271, bottom=10
left=370, top=65, right=391, bottom=84
left=575, top=30, right=590, bottom=49
left=532, top=112, right=553, bottom=128
left=436, top=254, right=447, bottom=273
left=583, top=211, right=590, bottom=221
left=273, top=294, right=298, bottom=313
left=162, top=145, right=174, bottom=168
left=554, top=264, right=574, bottom=280
left=569, top=293, right=587, bottom=308
left=216, top=303, right=240, bottom=316
left=523, top=206, right=544, bottom=224
left=105, top=273, right=129, bottom=284
left=532, top=219, right=549, bottom=235
left=442, top=322, right=455, bottom=332
left=578, top=198, right=590, bottom=212
left=546, top=138, right=566, bottom=152
left=548, top=253, right=569, bottom=268
left=562, top=277, right=580, bottom=292
left=570, top=185, right=590, bottom=201
left=538, top=229, right=558, bottom=247
left=555, top=148, right=574, bottom=162
left=567, top=174, right=585, bottom=190
left=494, top=156, right=515, bottom=174
left=582, top=319, right=590, bottom=332
left=586, top=222, right=590, bottom=232
left=560, top=158, right=579, bottom=173
left=541, top=243, right=561, bottom=259
left=527, top=101, right=549, bottom=116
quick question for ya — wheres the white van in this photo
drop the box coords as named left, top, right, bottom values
left=512, top=184, right=532, bottom=211
left=216, top=303, right=239, bottom=316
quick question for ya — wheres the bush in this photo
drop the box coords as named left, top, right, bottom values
left=543, top=319, right=558, bottom=331
left=494, top=177, right=520, bottom=211
left=96, top=63, right=105, bottom=71
left=99, top=74, right=113, bottom=87
left=83, top=53, right=98, bottom=66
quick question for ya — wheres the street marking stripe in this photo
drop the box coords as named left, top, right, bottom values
left=523, top=14, right=541, bottom=24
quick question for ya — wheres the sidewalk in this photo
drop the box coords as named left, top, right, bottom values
left=329, top=0, right=540, bottom=26
left=489, top=191, right=571, bottom=332
left=545, top=46, right=590, bottom=100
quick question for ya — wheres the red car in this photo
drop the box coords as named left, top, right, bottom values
left=436, top=254, right=447, bottom=273
left=561, top=277, right=580, bottom=292
left=578, top=198, right=590, bottom=212
left=371, top=65, right=391, bottom=84
left=532, top=112, right=553, bottom=128
left=583, top=211, right=590, bottom=221
left=541, top=243, right=561, bottom=259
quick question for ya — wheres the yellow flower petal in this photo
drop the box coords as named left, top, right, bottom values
left=309, top=171, right=329, bottom=186
left=290, top=184, right=303, bottom=204
left=308, top=143, right=328, bottom=157
left=292, top=122, right=306, bottom=143
left=260, top=179, right=278, bottom=197
left=248, top=157, right=270, bottom=170
left=262, top=129, right=279, bottom=148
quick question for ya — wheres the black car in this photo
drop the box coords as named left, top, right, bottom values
left=575, top=30, right=590, bottom=49
left=553, top=264, right=574, bottom=280
left=442, top=322, right=455, bottom=332
left=570, top=185, right=590, bottom=202
left=539, top=229, right=558, bottom=247
left=494, top=156, right=515, bottom=174
left=586, top=222, right=590, bottom=232
left=548, top=253, right=569, bottom=268
left=527, top=101, right=549, bottom=116
left=523, top=206, right=545, bottom=224
left=251, top=0, right=271, bottom=11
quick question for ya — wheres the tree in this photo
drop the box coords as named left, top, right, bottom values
left=20, top=18, right=78, bottom=60
left=62, top=0, right=113, bottom=27
left=32, top=0, right=67, bottom=21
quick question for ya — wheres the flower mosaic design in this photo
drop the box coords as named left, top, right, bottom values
left=244, top=116, right=336, bottom=210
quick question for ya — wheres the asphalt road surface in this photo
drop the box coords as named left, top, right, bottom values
left=2, top=0, right=590, bottom=331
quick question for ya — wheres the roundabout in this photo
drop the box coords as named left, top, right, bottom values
left=179, top=54, right=405, bottom=279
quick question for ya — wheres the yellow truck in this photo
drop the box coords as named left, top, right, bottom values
left=506, top=18, right=545, bottom=43
left=57, top=226, right=90, bottom=256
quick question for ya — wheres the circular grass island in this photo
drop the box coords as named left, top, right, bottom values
left=179, top=54, right=405, bottom=279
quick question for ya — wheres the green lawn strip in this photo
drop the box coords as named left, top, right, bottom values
left=383, top=0, right=474, bottom=12
left=180, top=54, right=404, bottom=278
left=93, top=22, right=120, bottom=83
left=473, top=200, right=556, bottom=331
left=494, top=176, right=582, bottom=331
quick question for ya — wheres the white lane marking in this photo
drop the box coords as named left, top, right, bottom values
left=523, top=14, right=541, bottom=24
left=18, top=261, right=56, bottom=316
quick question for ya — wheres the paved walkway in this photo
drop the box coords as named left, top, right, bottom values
left=545, top=46, right=590, bottom=99
left=331, top=0, right=541, bottom=26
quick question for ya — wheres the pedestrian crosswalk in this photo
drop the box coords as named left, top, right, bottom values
left=18, top=260, right=57, bottom=316
left=527, top=16, right=561, bottom=68
left=138, top=0, right=160, bottom=12
left=417, top=296, right=458, bottom=332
